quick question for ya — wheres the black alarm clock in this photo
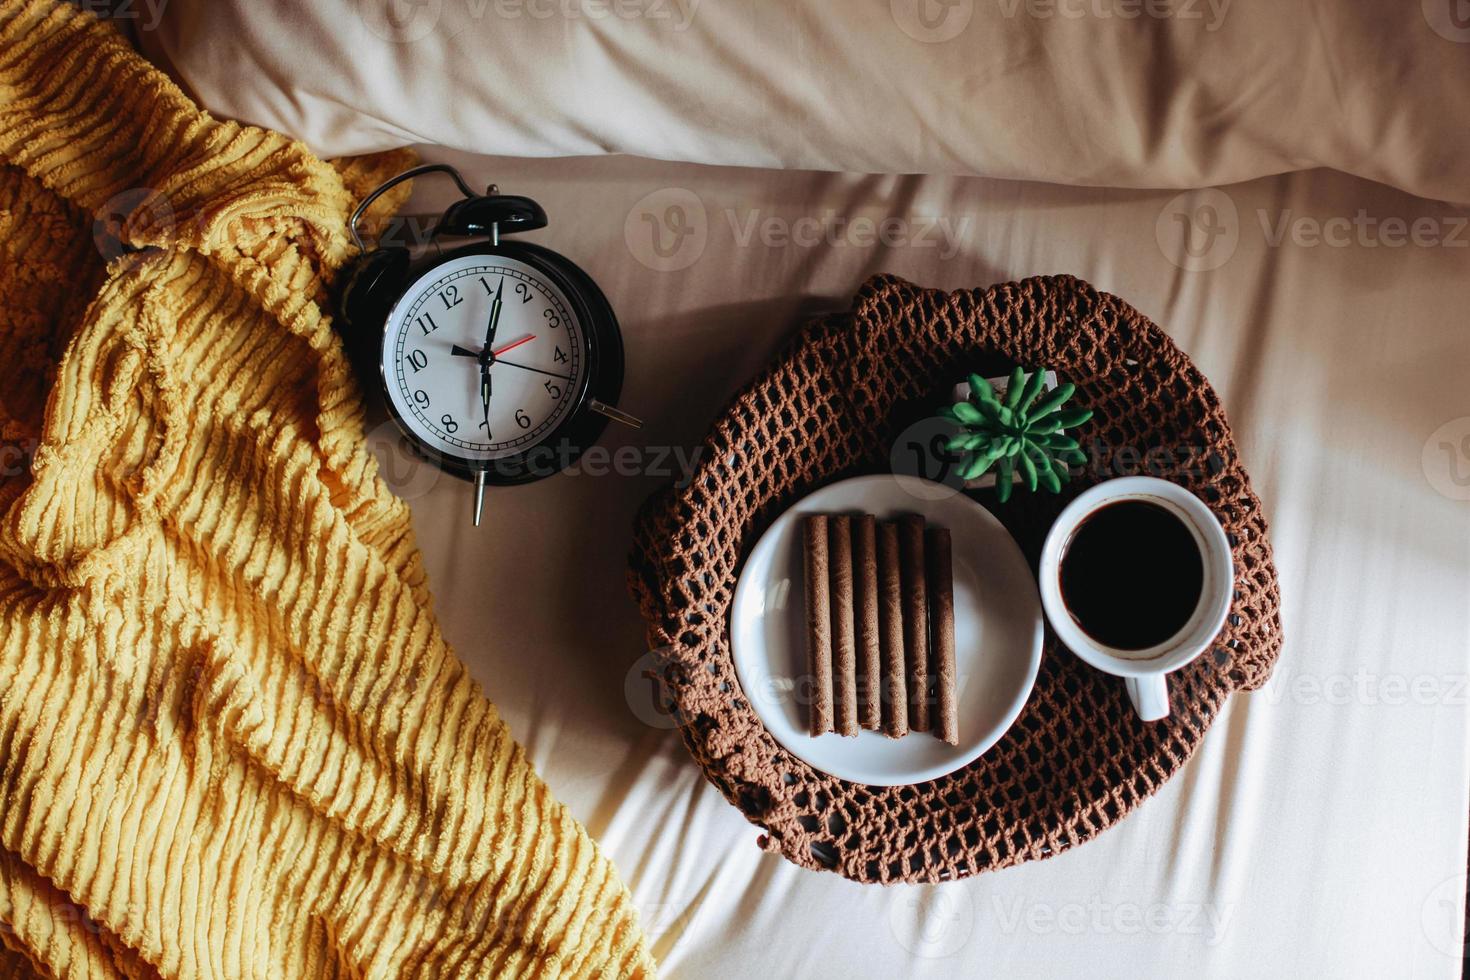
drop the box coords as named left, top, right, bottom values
left=338, top=164, right=640, bottom=526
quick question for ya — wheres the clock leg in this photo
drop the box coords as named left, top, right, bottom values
left=472, top=468, right=488, bottom=527
left=587, top=399, right=643, bottom=429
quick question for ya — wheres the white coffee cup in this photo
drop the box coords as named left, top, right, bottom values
left=1038, top=477, right=1234, bottom=722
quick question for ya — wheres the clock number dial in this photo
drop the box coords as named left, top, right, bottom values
left=384, top=254, right=586, bottom=464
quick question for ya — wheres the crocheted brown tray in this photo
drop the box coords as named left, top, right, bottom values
left=629, top=274, right=1282, bottom=884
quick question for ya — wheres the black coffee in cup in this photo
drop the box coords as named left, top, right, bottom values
left=1058, top=499, right=1204, bottom=651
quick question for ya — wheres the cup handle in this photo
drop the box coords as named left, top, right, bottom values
left=1125, top=674, right=1170, bottom=722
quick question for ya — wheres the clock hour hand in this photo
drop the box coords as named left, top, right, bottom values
left=479, top=364, right=492, bottom=434
left=451, top=344, right=480, bottom=359
left=484, top=278, right=504, bottom=350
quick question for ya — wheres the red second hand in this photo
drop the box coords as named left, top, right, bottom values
left=491, top=334, right=535, bottom=357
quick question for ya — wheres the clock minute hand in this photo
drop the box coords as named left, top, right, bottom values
left=469, top=281, right=502, bottom=532
left=493, top=359, right=570, bottom=381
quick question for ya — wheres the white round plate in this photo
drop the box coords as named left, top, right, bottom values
left=730, top=474, right=1044, bottom=786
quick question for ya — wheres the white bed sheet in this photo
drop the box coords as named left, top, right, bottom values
left=380, top=148, right=1470, bottom=979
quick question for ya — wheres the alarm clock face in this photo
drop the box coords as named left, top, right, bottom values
left=381, top=253, right=588, bottom=468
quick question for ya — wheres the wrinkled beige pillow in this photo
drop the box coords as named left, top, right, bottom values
left=138, top=0, right=1470, bottom=202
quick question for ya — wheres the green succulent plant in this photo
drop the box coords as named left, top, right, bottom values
left=938, top=367, right=1094, bottom=503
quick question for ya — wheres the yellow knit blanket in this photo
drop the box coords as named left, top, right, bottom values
left=0, top=3, right=653, bottom=976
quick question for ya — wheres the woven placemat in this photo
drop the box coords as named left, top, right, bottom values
left=629, top=274, right=1282, bottom=884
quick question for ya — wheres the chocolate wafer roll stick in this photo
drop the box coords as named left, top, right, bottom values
left=853, top=514, right=881, bottom=731
left=927, top=527, right=958, bottom=746
left=802, top=514, right=834, bottom=736
left=898, top=513, right=930, bottom=732
left=876, top=521, right=908, bottom=738
left=829, top=515, right=859, bottom=737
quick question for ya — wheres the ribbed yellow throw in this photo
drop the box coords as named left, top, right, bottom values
left=0, top=2, right=654, bottom=976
